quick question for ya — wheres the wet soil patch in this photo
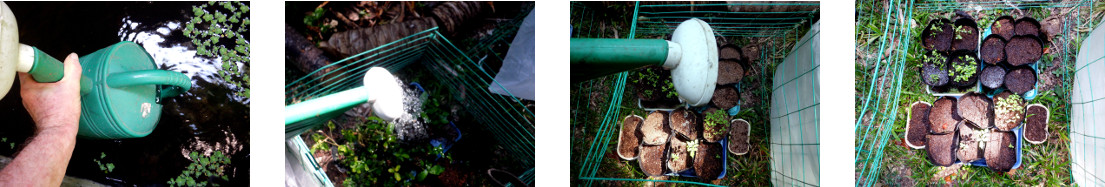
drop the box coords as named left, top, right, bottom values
left=1004, top=67, right=1036, bottom=94
left=1014, top=17, right=1041, bottom=38
left=719, top=44, right=743, bottom=61
left=956, top=121, right=984, bottom=162
left=639, top=144, right=667, bottom=176
left=957, top=92, right=993, bottom=129
left=717, top=60, right=745, bottom=85
left=948, top=54, right=979, bottom=88
left=669, top=108, right=697, bottom=140
left=907, top=102, right=931, bottom=148
left=991, top=16, right=1015, bottom=40
left=728, top=120, right=749, bottom=155
left=993, top=91, right=1025, bottom=131
left=1024, top=105, right=1048, bottom=143
left=929, top=97, right=960, bottom=134
left=923, top=18, right=954, bottom=52
left=984, top=131, right=1016, bottom=172
left=980, top=34, right=1006, bottom=65
left=619, top=116, right=643, bottom=159
left=711, top=86, right=740, bottom=110
left=926, top=133, right=958, bottom=166
left=921, top=51, right=950, bottom=87
left=951, top=18, right=979, bottom=52
left=1005, top=35, right=1042, bottom=66
left=641, top=111, right=671, bottom=145
left=980, top=66, right=1005, bottom=90
left=667, top=137, right=689, bottom=172
left=693, top=141, right=722, bottom=179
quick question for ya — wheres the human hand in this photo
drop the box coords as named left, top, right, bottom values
left=19, top=53, right=82, bottom=135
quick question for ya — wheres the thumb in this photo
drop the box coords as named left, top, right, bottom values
left=61, top=53, right=81, bottom=83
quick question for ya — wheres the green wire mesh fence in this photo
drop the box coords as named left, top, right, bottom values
left=571, top=1, right=819, bottom=186
left=285, top=25, right=536, bottom=184
left=855, top=0, right=1097, bottom=186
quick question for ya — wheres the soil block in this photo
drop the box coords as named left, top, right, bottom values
left=957, top=92, right=993, bottom=129
left=618, top=115, right=643, bottom=160
left=1024, top=104, right=1048, bottom=143
left=1004, top=35, right=1042, bottom=66
left=993, top=91, right=1025, bottom=131
left=926, top=132, right=958, bottom=166
left=693, top=141, right=723, bottom=179
left=667, top=137, right=689, bottom=172
left=701, top=108, right=728, bottom=143
left=921, top=51, right=950, bottom=87
left=641, top=111, right=671, bottom=145
left=956, top=121, right=985, bottom=162
left=991, top=16, right=1015, bottom=40
left=923, top=18, right=954, bottom=52
left=980, top=66, right=1006, bottom=90
left=907, top=102, right=931, bottom=148
left=951, top=18, right=979, bottom=52
left=984, top=131, right=1016, bottom=172
left=719, top=43, right=743, bottom=61
left=929, top=96, right=960, bottom=134
left=711, top=86, right=740, bottom=110
left=1004, top=67, right=1036, bottom=94
left=728, top=119, right=750, bottom=155
left=948, top=54, right=980, bottom=88
left=1014, top=17, right=1041, bottom=38
left=639, top=144, right=667, bottom=176
left=670, top=108, right=698, bottom=140
left=717, top=60, right=745, bottom=85
left=980, top=34, right=1006, bottom=65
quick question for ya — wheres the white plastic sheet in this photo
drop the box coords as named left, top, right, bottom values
left=489, top=10, right=535, bottom=100
left=769, top=21, right=819, bottom=186
left=1071, top=20, right=1105, bottom=187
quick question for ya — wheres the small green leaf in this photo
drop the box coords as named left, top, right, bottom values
left=107, top=163, right=115, bottom=172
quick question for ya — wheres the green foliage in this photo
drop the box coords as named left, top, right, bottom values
left=338, top=117, right=449, bottom=186
left=949, top=55, right=977, bottom=82
left=995, top=94, right=1025, bottom=125
left=304, top=7, right=331, bottom=35
left=168, top=151, right=232, bottom=186
left=703, top=110, right=730, bottom=137
left=632, top=68, right=678, bottom=100
left=186, top=1, right=250, bottom=98
left=93, top=152, right=115, bottom=174
left=954, top=25, right=970, bottom=40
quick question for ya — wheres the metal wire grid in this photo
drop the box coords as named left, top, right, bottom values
left=854, top=0, right=1096, bottom=186
left=571, top=1, right=819, bottom=186
left=1071, top=8, right=1105, bottom=187
left=284, top=27, right=536, bottom=185
left=768, top=21, right=819, bottom=186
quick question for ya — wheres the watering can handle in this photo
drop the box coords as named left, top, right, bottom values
left=21, top=45, right=64, bottom=83
left=101, top=70, right=192, bottom=98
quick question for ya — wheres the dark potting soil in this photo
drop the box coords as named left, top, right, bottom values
left=693, top=141, right=722, bottom=179
left=992, top=16, right=1015, bottom=40
left=923, top=19, right=954, bottom=51
left=1005, top=36, right=1042, bottom=66
left=984, top=131, right=1016, bottom=172
left=667, top=137, right=689, bottom=172
left=711, top=86, right=740, bottom=110
left=981, top=66, right=1006, bottom=89
left=957, top=92, right=993, bottom=129
left=908, top=102, right=931, bottom=147
left=993, top=91, right=1025, bottom=131
left=619, top=116, right=643, bottom=159
left=1025, top=105, right=1048, bottom=143
left=670, top=108, right=697, bottom=140
left=930, top=97, right=960, bottom=134
left=926, top=133, right=958, bottom=166
left=921, top=51, right=950, bottom=87
left=1014, top=18, right=1041, bottom=38
left=719, top=44, right=742, bottom=61
left=956, top=121, right=984, bottom=162
left=948, top=54, right=979, bottom=87
left=980, top=35, right=1005, bottom=65
left=641, top=111, right=671, bottom=145
left=1004, top=67, right=1036, bottom=94
left=728, top=119, right=749, bottom=154
left=639, top=144, right=667, bottom=176
left=951, top=20, right=978, bottom=52
left=717, top=60, right=744, bottom=85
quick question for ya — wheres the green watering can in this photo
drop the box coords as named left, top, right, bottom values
left=75, top=41, right=191, bottom=139
left=0, top=2, right=190, bottom=139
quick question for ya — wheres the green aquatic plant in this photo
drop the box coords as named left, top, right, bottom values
left=93, top=152, right=115, bottom=174
left=168, top=151, right=231, bottom=187
left=185, top=1, right=250, bottom=98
